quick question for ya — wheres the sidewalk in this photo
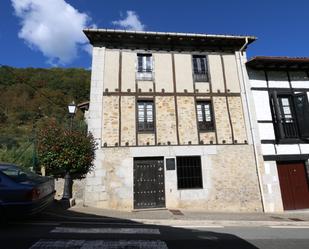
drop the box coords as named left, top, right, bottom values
left=43, top=201, right=309, bottom=227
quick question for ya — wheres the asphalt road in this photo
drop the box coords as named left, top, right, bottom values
left=1, top=215, right=309, bottom=249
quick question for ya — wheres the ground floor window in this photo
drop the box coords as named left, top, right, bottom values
left=176, top=156, right=203, bottom=189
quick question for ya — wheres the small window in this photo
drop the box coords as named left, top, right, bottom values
left=177, top=156, right=203, bottom=189
left=192, top=55, right=208, bottom=82
left=137, top=100, right=154, bottom=132
left=137, top=54, right=153, bottom=80
left=196, top=101, right=214, bottom=131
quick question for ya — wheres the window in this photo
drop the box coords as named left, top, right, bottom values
left=271, top=92, right=309, bottom=140
left=196, top=101, right=214, bottom=131
left=192, top=55, right=208, bottom=82
left=177, top=156, right=203, bottom=189
left=137, top=100, right=154, bottom=132
left=137, top=54, right=153, bottom=80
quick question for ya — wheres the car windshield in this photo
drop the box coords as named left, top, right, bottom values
left=0, top=164, right=42, bottom=183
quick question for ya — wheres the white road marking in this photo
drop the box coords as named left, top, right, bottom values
left=269, top=225, right=309, bottom=229
left=171, top=225, right=224, bottom=228
left=29, top=239, right=168, bottom=249
left=51, top=227, right=161, bottom=234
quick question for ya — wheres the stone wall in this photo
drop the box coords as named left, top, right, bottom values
left=83, top=145, right=263, bottom=212
left=213, top=97, right=233, bottom=144
left=120, top=96, right=136, bottom=146
left=102, top=96, right=119, bottom=146
left=177, top=96, right=198, bottom=145
left=228, top=96, right=248, bottom=143
left=156, top=96, right=177, bottom=145
left=55, top=178, right=85, bottom=205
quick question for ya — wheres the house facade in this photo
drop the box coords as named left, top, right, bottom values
left=247, top=57, right=309, bottom=211
left=83, top=29, right=264, bottom=212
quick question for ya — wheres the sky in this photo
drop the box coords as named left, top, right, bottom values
left=1, top=0, right=309, bottom=69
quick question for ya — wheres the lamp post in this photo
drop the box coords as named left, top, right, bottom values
left=62, top=101, right=77, bottom=200
left=68, top=101, right=77, bottom=131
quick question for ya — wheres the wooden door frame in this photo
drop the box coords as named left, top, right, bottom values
left=133, top=157, right=166, bottom=209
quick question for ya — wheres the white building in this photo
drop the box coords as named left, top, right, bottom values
left=247, top=56, right=309, bottom=212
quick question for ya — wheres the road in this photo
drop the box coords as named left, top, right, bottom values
left=1, top=214, right=309, bottom=249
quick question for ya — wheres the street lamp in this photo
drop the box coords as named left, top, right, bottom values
left=68, top=101, right=77, bottom=131
left=62, top=101, right=77, bottom=200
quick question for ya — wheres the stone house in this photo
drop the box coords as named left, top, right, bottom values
left=83, top=29, right=264, bottom=212
left=246, top=57, right=309, bottom=212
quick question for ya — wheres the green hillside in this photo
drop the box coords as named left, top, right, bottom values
left=0, top=66, right=91, bottom=169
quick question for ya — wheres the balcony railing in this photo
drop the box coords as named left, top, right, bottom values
left=193, top=73, right=208, bottom=82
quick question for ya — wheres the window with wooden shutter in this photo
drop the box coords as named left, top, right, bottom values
left=192, top=55, right=209, bottom=82
left=271, top=91, right=309, bottom=140
left=196, top=101, right=214, bottom=131
left=294, top=93, right=309, bottom=138
left=137, top=100, right=154, bottom=132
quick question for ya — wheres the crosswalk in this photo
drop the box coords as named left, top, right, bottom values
left=29, top=226, right=168, bottom=249
left=30, top=239, right=169, bottom=249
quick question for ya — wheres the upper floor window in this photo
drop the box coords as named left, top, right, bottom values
left=196, top=101, right=214, bottom=131
left=271, top=92, right=309, bottom=140
left=137, top=100, right=154, bottom=132
left=192, top=55, right=209, bottom=82
left=137, top=54, right=153, bottom=80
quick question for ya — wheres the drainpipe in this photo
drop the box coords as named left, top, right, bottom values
left=238, top=38, right=266, bottom=212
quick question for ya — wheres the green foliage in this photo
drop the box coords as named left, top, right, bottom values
left=0, top=66, right=91, bottom=169
left=38, top=119, right=96, bottom=179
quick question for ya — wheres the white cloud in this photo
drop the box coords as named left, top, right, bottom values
left=112, top=11, right=145, bottom=31
left=11, top=0, right=95, bottom=65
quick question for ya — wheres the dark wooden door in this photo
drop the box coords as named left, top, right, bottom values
left=133, top=157, right=165, bottom=209
left=277, top=162, right=309, bottom=210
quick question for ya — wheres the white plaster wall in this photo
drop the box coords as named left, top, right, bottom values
left=299, top=144, right=309, bottom=154
left=121, top=51, right=136, bottom=91
left=258, top=123, right=275, bottom=140
left=154, top=53, right=174, bottom=92
left=261, top=161, right=284, bottom=212
left=222, top=54, right=240, bottom=93
left=289, top=71, right=309, bottom=88
left=248, top=69, right=267, bottom=88
left=267, top=71, right=290, bottom=88
left=261, top=144, right=276, bottom=155
left=252, top=91, right=273, bottom=121
left=291, top=81, right=309, bottom=88
left=103, top=50, right=119, bottom=91
left=174, top=54, right=194, bottom=92
left=275, top=144, right=300, bottom=155
left=208, top=54, right=225, bottom=93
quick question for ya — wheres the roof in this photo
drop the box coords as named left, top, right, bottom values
left=247, top=56, right=309, bottom=70
left=83, top=28, right=256, bottom=52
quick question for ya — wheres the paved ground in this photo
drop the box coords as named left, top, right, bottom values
left=1, top=201, right=309, bottom=249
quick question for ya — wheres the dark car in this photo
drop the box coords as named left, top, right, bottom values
left=0, top=163, right=55, bottom=220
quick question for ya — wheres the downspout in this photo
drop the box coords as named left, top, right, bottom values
left=238, top=37, right=266, bottom=212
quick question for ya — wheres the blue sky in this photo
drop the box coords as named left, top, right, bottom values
left=1, top=0, right=309, bottom=69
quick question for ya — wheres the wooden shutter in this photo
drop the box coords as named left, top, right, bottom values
left=270, top=91, right=285, bottom=140
left=294, top=93, right=309, bottom=138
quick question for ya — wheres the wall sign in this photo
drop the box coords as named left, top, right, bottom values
left=166, top=158, right=176, bottom=170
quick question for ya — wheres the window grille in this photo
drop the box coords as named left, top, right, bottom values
left=177, top=156, right=203, bottom=189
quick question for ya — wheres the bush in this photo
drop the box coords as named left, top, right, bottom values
left=38, top=119, right=96, bottom=179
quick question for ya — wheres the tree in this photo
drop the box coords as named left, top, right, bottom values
left=38, top=119, right=96, bottom=199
